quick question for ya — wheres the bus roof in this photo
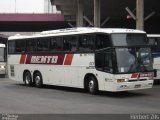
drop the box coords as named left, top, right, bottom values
left=0, top=43, right=5, bottom=47
left=8, top=27, right=146, bottom=40
left=147, top=34, right=160, bottom=38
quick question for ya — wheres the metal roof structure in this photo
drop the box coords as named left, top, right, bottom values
left=52, top=0, right=160, bottom=21
left=0, top=0, right=160, bottom=33
left=51, top=0, right=160, bottom=33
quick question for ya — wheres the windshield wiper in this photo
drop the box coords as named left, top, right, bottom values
left=140, top=63, right=147, bottom=72
left=137, top=58, right=148, bottom=72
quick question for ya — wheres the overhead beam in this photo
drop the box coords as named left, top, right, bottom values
left=144, top=11, right=155, bottom=21
left=52, top=0, right=76, bottom=6
left=62, top=10, right=76, bottom=15
left=68, top=22, right=75, bottom=28
left=83, top=16, right=94, bottom=26
left=59, top=5, right=77, bottom=11
left=101, top=17, right=110, bottom=27
left=125, top=7, right=136, bottom=20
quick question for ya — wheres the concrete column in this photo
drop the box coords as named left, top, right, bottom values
left=77, top=0, right=83, bottom=27
left=94, top=0, right=101, bottom=27
left=136, top=0, right=144, bottom=30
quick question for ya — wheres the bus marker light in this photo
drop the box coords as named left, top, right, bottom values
left=0, top=65, right=5, bottom=69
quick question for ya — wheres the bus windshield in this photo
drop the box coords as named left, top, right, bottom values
left=115, top=48, right=153, bottom=73
left=0, top=48, right=5, bottom=62
left=111, top=33, right=147, bottom=46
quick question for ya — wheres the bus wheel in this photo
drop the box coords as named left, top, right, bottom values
left=87, top=76, right=98, bottom=95
left=23, top=71, right=32, bottom=86
left=34, top=72, right=43, bottom=88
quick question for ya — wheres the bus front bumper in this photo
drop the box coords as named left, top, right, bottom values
left=105, top=80, right=154, bottom=92
left=0, top=68, right=6, bottom=75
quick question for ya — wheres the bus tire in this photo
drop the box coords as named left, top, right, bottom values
left=23, top=71, right=32, bottom=86
left=34, top=72, right=43, bottom=88
left=87, top=76, right=98, bottom=95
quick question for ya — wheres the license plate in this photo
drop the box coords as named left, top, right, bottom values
left=135, top=84, right=141, bottom=88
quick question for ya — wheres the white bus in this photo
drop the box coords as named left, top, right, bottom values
left=8, top=28, right=154, bottom=94
left=0, top=43, right=6, bottom=76
left=147, top=34, right=160, bottom=79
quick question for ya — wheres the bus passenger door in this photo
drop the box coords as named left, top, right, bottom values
left=95, top=50, right=114, bottom=90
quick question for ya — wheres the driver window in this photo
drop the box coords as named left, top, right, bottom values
left=95, top=52, right=113, bottom=73
left=104, top=53, right=113, bottom=72
left=95, top=53, right=104, bottom=71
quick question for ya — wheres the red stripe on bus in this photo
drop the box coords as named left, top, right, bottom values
left=131, top=73, right=139, bottom=78
left=20, top=54, right=26, bottom=64
left=64, top=54, right=74, bottom=65
left=25, top=54, right=65, bottom=65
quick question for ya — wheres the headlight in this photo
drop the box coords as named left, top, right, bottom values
left=117, top=79, right=125, bottom=83
left=0, top=65, right=5, bottom=69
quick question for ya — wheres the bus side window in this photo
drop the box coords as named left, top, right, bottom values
left=63, top=36, right=77, bottom=52
left=148, top=38, right=160, bottom=52
left=15, top=40, right=26, bottom=53
left=26, top=39, right=37, bottom=52
left=157, top=38, right=160, bottom=46
left=148, top=38, right=156, bottom=45
left=50, top=37, right=63, bottom=52
left=37, top=38, right=50, bottom=52
left=78, top=35, right=95, bottom=52
left=96, top=34, right=110, bottom=50
left=8, top=41, right=15, bottom=54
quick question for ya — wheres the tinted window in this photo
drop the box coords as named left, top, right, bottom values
left=50, top=37, right=63, bottom=52
left=112, top=34, right=147, bottom=46
left=96, top=34, right=110, bottom=50
left=78, top=35, right=95, bottom=52
left=148, top=38, right=156, bottom=45
left=8, top=40, right=26, bottom=53
left=95, top=53, right=104, bottom=71
left=104, top=53, right=113, bottom=72
left=26, top=39, right=37, bottom=52
left=8, top=41, right=15, bottom=54
left=15, top=40, right=26, bottom=53
left=157, top=38, right=160, bottom=46
left=37, top=38, right=50, bottom=52
left=63, top=36, right=77, bottom=52
left=95, top=52, right=113, bottom=73
left=148, top=38, right=160, bottom=52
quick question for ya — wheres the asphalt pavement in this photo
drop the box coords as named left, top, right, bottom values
left=0, top=78, right=160, bottom=119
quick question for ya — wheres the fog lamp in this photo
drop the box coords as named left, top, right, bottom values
left=117, top=79, right=125, bottom=83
